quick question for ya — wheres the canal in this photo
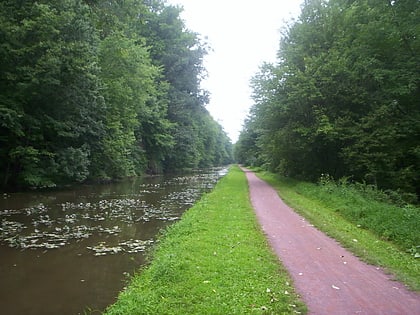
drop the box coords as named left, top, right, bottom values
left=0, top=167, right=227, bottom=315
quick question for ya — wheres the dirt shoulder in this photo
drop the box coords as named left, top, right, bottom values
left=243, top=168, right=420, bottom=315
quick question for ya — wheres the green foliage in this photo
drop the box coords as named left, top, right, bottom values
left=9, top=146, right=56, bottom=188
left=56, top=146, right=90, bottom=183
left=0, top=0, right=232, bottom=190
left=315, top=175, right=420, bottom=251
left=97, top=31, right=160, bottom=178
left=104, top=166, right=306, bottom=314
left=133, top=1, right=233, bottom=171
left=234, top=116, right=259, bottom=167
left=238, top=0, right=420, bottom=197
left=0, top=0, right=105, bottom=189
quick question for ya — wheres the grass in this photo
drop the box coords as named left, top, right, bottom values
left=255, top=170, right=420, bottom=291
left=103, top=166, right=306, bottom=315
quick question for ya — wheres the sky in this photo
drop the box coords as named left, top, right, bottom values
left=165, top=0, right=303, bottom=142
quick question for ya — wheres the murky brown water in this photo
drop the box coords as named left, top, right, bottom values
left=0, top=168, right=227, bottom=315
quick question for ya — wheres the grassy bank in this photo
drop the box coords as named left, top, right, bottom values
left=255, top=171, right=420, bottom=291
left=104, top=166, right=306, bottom=315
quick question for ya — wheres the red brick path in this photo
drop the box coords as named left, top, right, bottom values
left=243, top=168, right=420, bottom=315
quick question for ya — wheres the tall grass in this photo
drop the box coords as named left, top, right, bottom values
left=104, top=166, right=306, bottom=315
left=315, top=174, right=419, bottom=252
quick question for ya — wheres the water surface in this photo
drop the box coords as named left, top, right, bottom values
left=0, top=168, right=227, bottom=315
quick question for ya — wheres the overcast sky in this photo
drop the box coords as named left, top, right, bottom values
left=166, top=0, right=303, bottom=142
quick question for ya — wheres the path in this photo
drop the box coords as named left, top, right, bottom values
left=243, top=168, right=420, bottom=315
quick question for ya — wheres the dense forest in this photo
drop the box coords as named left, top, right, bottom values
left=0, top=0, right=233, bottom=190
left=235, top=0, right=419, bottom=199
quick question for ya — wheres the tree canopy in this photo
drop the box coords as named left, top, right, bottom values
left=236, top=0, right=419, bottom=198
left=0, top=0, right=233, bottom=190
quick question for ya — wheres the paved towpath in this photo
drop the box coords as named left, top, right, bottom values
left=243, top=168, right=420, bottom=315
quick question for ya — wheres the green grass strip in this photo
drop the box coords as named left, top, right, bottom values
left=255, top=171, right=420, bottom=291
left=104, top=166, right=307, bottom=315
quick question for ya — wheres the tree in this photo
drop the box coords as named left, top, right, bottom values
left=0, top=0, right=232, bottom=190
left=137, top=1, right=231, bottom=171
left=241, top=0, right=420, bottom=196
left=0, top=0, right=104, bottom=188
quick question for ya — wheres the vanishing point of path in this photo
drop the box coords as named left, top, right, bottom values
left=243, top=168, right=420, bottom=315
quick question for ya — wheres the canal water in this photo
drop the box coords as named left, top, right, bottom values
left=0, top=168, right=227, bottom=315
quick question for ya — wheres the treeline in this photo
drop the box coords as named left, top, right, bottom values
left=0, top=0, right=233, bottom=190
left=236, top=0, right=419, bottom=198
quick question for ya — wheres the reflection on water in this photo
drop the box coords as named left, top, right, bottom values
left=0, top=168, right=227, bottom=315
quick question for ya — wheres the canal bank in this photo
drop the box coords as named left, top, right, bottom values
left=104, top=165, right=306, bottom=315
left=0, top=168, right=227, bottom=315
